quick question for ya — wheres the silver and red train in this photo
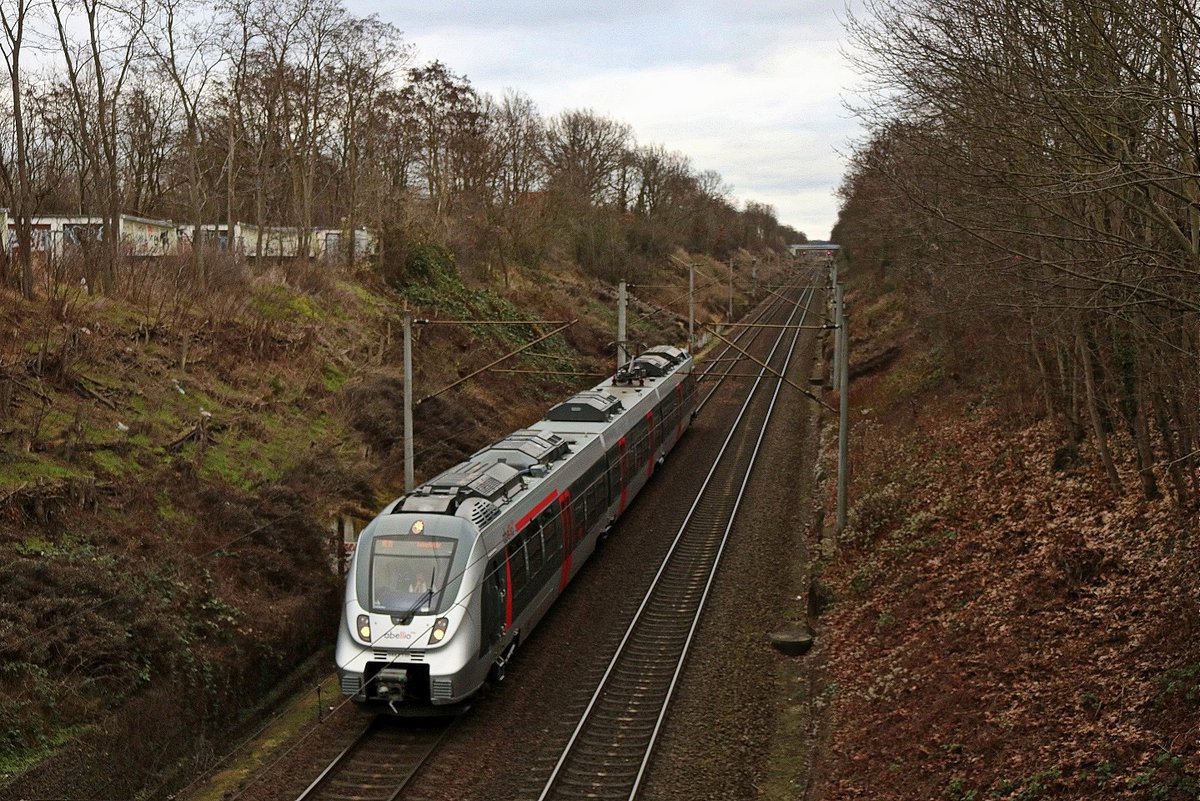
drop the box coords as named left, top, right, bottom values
left=336, top=345, right=697, bottom=711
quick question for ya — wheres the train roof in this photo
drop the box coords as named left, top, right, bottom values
left=544, top=390, right=623, bottom=422
left=390, top=348, right=692, bottom=523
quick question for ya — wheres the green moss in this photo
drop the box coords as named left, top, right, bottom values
left=14, top=529, right=99, bottom=559
left=287, top=294, right=321, bottom=320
left=156, top=491, right=180, bottom=521
left=16, top=536, right=54, bottom=556
left=399, top=272, right=576, bottom=384
left=322, top=364, right=348, bottom=391
left=249, top=284, right=326, bottom=323
left=880, top=345, right=947, bottom=400
left=88, top=449, right=137, bottom=477
left=195, top=408, right=346, bottom=490
left=199, top=448, right=246, bottom=490
left=0, top=458, right=84, bottom=487
left=344, top=280, right=386, bottom=307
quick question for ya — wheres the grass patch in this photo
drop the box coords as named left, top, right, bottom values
left=0, top=722, right=92, bottom=781
left=322, top=363, right=348, bottom=392
left=180, top=657, right=339, bottom=801
left=197, top=410, right=344, bottom=490
left=0, top=457, right=86, bottom=486
left=249, top=284, right=326, bottom=323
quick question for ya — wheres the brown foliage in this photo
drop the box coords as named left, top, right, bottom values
left=812, top=292, right=1200, bottom=800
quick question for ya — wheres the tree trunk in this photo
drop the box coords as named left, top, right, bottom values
left=1029, top=333, right=1057, bottom=422
left=1057, top=341, right=1084, bottom=442
left=1152, top=389, right=1189, bottom=505
left=1132, top=374, right=1159, bottom=500
left=1076, top=324, right=1121, bottom=493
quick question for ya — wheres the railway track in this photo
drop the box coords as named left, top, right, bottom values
left=293, top=715, right=453, bottom=801
left=534, top=279, right=818, bottom=801
left=288, top=269, right=822, bottom=801
left=692, top=278, right=803, bottom=411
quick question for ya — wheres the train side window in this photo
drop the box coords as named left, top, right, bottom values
left=648, top=412, right=657, bottom=460
left=630, top=419, right=648, bottom=470
left=479, top=556, right=503, bottom=656
left=608, top=445, right=622, bottom=497
left=661, top=393, right=677, bottom=433
left=508, top=541, right=528, bottom=601
left=575, top=461, right=606, bottom=533
left=568, top=479, right=586, bottom=541
left=525, top=526, right=543, bottom=576
left=590, top=461, right=607, bottom=526
left=541, top=504, right=563, bottom=559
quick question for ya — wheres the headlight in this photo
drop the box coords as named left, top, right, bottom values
left=357, top=614, right=371, bottom=642
left=428, top=617, right=449, bottom=644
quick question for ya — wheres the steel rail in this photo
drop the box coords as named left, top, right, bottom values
left=293, top=716, right=453, bottom=801
left=535, top=283, right=816, bottom=801
left=693, top=267, right=819, bottom=414
left=629, top=290, right=809, bottom=798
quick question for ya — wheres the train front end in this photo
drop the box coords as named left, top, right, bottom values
left=336, top=512, right=483, bottom=711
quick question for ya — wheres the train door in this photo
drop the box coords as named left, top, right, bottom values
left=618, top=436, right=629, bottom=514
left=646, top=410, right=656, bottom=478
left=480, top=556, right=504, bottom=658
left=674, top=384, right=685, bottom=441
left=559, top=491, right=576, bottom=590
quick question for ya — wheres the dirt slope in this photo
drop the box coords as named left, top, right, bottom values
left=809, top=286, right=1200, bottom=799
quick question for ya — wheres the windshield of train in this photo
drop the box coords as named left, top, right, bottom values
left=369, top=535, right=457, bottom=615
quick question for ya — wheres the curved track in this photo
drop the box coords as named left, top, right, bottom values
left=535, top=277, right=817, bottom=801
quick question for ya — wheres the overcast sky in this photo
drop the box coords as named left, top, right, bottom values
left=346, top=1, right=864, bottom=241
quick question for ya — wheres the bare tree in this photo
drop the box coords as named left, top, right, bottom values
left=494, top=89, right=543, bottom=206
left=144, top=0, right=226, bottom=282
left=213, top=0, right=255, bottom=252
left=330, top=13, right=407, bottom=264
left=288, top=0, right=343, bottom=262
left=48, top=0, right=148, bottom=292
left=0, top=0, right=41, bottom=298
left=838, top=0, right=1200, bottom=503
left=120, top=82, right=177, bottom=215
left=240, top=0, right=305, bottom=259
left=543, top=108, right=631, bottom=208
left=399, top=60, right=484, bottom=233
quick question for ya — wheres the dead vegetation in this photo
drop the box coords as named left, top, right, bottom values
left=810, top=274, right=1200, bottom=800
left=0, top=242, right=788, bottom=798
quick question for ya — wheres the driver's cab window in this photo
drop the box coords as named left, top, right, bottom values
left=370, top=535, right=455, bottom=615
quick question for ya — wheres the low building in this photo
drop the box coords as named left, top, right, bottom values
left=5, top=212, right=378, bottom=266
left=4, top=213, right=179, bottom=259
left=121, top=214, right=180, bottom=256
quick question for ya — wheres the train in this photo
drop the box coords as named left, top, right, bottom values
left=335, top=345, right=698, bottom=712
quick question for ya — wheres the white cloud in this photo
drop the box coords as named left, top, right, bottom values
left=353, top=1, right=866, bottom=239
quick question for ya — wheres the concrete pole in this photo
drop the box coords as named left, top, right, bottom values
left=728, top=257, right=734, bottom=320
left=835, top=286, right=849, bottom=534
left=688, top=265, right=695, bottom=352
left=403, top=310, right=414, bottom=493
left=752, top=257, right=758, bottom=300
left=617, top=279, right=628, bottom=370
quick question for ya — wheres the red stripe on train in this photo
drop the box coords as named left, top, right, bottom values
left=559, top=491, right=573, bottom=591
left=504, top=555, right=513, bottom=630
left=516, top=489, right=560, bottom=531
